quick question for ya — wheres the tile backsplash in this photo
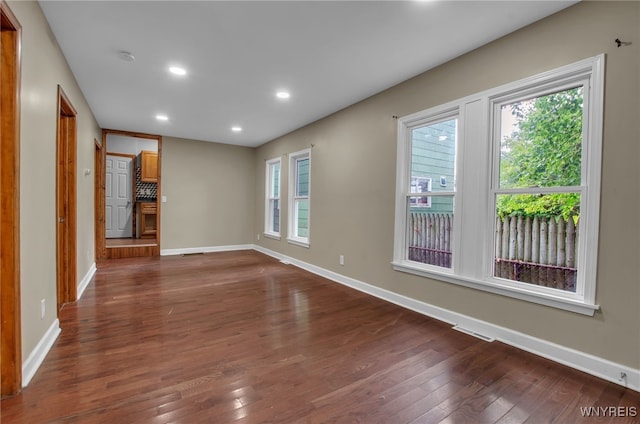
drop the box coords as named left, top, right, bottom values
left=136, top=166, right=157, bottom=200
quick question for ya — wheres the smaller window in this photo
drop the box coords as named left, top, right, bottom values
left=264, top=158, right=281, bottom=238
left=288, top=149, right=311, bottom=247
left=398, top=116, right=458, bottom=270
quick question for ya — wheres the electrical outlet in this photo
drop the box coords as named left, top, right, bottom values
left=41, top=299, right=45, bottom=320
left=339, top=255, right=345, bottom=266
left=257, top=234, right=260, bottom=241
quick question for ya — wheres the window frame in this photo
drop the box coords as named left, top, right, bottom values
left=395, top=108, right=461, bottom=273
left=488, top=81, right=588, bottom=299
left=264, top=157, right=281, bottom=239
left=393, top=55, right=604, bottom=315
left=287, top=148, right=311, bottom=248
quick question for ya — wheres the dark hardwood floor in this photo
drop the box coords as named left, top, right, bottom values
left=1, top=251, right=637, bottom=423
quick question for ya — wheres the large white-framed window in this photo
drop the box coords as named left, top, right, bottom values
left=264, top=157, right=281, bottom=239
left=393, top=55, right=604, bottom=315
left=288, top=149, right=311, bottom=247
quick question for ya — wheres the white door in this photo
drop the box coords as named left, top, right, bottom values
left=106, top=155, right=133, bottom=238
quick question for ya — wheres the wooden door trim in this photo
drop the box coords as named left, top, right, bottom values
left=1, top=0, right=22, bottom=397
left=106, top=152, right=136, bottom=158
left=56, top=85, right=77, bottom=309
left=103, top=128, right=161, bottom=141
left=97, top=129, right=162, bottom=259
left=95, top=139, right=105, bottom=260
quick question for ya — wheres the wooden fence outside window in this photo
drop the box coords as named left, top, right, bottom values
left=408, top=212, right=578, bottom=292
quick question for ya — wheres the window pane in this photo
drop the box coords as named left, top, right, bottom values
left=270, top=199, right=280, bottom=233
left=499, top=87, right=583, bottom=189
left=296, top=158, right=309, bottom=197
left=408, top=196, right=453, bottom=268
left=494, top=193, right=580, bottom=292
left=271, top=163, right=280, bottom=198
left=295, top=199, right=309, bottom=238
left=411, top=119, right=456, bottom=194
left=408, top=119, right=456, bottom=268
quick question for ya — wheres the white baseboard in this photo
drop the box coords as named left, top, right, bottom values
left=22, top=319, right=61, bottom=388
left=160, top=244, right=254, bottom=256
left=77, top=262, right=96, bottom=300
left=253, top=245, right=640, bottom=392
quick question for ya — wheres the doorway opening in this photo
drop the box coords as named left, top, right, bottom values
left=96, top=129, right=162, bottom=259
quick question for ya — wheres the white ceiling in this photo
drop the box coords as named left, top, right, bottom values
left=39, top=1, right=576, bottom=148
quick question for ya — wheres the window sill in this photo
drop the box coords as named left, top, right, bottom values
left=391, top=260, right=599, bottom=316
left=287, top=238, right=310, bottom=248
left=263, top=233, right=281, bottom=241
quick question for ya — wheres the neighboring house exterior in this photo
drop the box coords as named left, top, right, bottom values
left=410, top=119, right=456, bottom=215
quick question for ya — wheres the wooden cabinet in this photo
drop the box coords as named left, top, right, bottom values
left=140, top=150, right=158, bottom=182
left=137, top=202, right=157, bottom=238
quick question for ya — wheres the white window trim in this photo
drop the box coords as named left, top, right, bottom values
left=287, top=148, right=311, bottom=248
left=264, top=157, right=281, bottom=239
left=393, top=55, right=604, bottom=316
left=395, top=108, right=461, bottom=275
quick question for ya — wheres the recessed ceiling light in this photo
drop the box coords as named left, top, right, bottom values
left=276, top=91, right=290, bottom=99
left=169, top=66, right=187, bottom=76
left=156, top=114, right=169, bottom=121
left=231, top=126, right=243, bottom=132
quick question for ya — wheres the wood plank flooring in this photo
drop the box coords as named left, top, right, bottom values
left=1, top=251, right=637, bottom=423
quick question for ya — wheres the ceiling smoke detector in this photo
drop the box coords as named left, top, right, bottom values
left=118, top=51, right=135, bottom=62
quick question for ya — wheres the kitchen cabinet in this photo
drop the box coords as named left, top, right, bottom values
left=137, top=202, right=157, bottom=238
left=140, top=150, right=158, bottom=182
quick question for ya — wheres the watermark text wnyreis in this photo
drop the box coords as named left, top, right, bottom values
left=580, top=406, right=637, bottom=418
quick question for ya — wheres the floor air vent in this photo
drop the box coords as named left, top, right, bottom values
left=452, top=325, right=495, bottom=342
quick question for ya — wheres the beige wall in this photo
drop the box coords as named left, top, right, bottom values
left=9, top=1, right=101, bottom=359
left=255, top=1, right=640, bottom=368
left=161, top=136, right=255, bottom=250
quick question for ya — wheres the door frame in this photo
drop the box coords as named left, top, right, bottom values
left=96, top=129, right=162, bottom=259
left=94, top=139, right=104, bottom=259
left=56, top=86, right=77, bottom=310
left=1, top=0, right=22, bottom=397
left=105, top=152, right=136, bottom=238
